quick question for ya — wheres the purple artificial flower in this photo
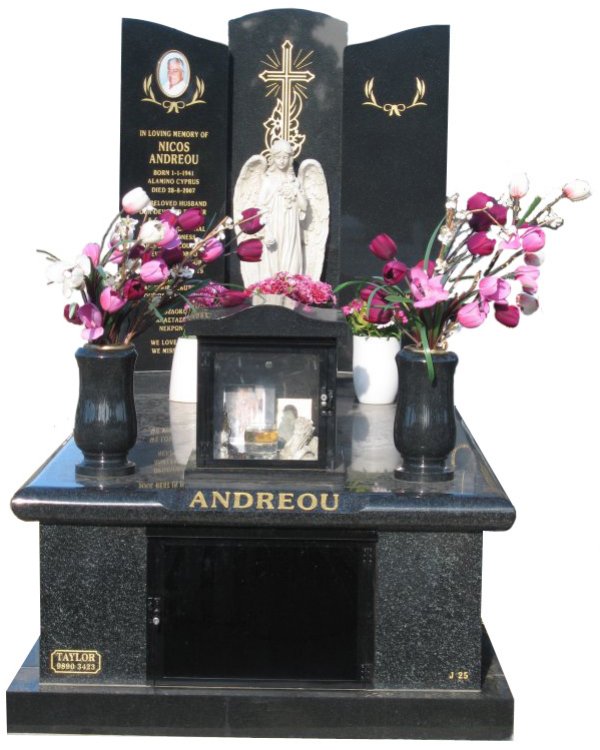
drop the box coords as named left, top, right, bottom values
left=78, top=303, right=104, bottom=341
left=467, top=232, right=496, bottom=256
left=239, top=208, right=263, bottom=235
left=237, top=239, right=263, bottom=262
left=382, top=259, right=408, bottom=284
left=123, top=279, right=146, bottom=300
left=494, top=302, right=520, bottom=328
left=177, top=208, right=205, bottom=232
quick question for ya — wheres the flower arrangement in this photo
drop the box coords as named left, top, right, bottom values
left=41, top=189, right=263, bottom=344
left=338, top=177, right=591, bottom=376
left=247, top=272, right=336, bottom=307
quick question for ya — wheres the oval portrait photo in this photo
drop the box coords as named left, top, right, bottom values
left=157, top=50, right=190, bottom=98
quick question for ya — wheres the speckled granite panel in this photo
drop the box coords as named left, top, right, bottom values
left=40, top=525, right=147, bottom=684
left=374, top=531, right=482, bottom=689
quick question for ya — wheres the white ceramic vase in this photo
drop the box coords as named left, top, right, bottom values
left=352, top=335, right=400, bottom=405
left=169, top=336, right=198, bottom=403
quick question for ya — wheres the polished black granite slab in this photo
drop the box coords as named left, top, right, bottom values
left=11, top=373, right=515, bottom=531
left=8, top=635, right=513, bottom=739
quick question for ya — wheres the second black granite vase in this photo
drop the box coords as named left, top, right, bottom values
left=74, top=344, right=137, bottom=477
left=394, top=347, right=458, bottom=482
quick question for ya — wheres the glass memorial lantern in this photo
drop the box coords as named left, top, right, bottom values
left=185, top=297, right=345, bottom=473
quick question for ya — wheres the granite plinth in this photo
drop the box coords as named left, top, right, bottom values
left=8, top=636, right=513, bottom=739
left=8, top=372, right=515, bottom=737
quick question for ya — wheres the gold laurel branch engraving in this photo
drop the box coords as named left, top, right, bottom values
left=362, top=76, right=428, bottom=117
left=141, top=75, right=206, bottom=114
left=141, top=74, right=161, bottom=105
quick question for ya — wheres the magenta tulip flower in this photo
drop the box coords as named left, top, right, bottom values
left=237, top=239, right=263, bottom=262
left=99, top=287, right=127, bottom=313
left=383, top=259, right=408, bottom=284
left=239, top=208, right=263, bottom=235
left=409, top=268, right=449, bottom=309
left=161, top=246, right=184, bottom=267
left=457, top=299, right=489, bottom=328
left=64, top=303, right=82, bottom=325
left=369, top=233, right=397, bottom=261
left=201, top=238, right=225, bottom=263
left=520, top=227, right=545, bottom=253
left=365, top=304, right=393, bottom=324
left=79, top=303, right=104, bottom=341
left=514, top=265, right=540, bottom=294
left=467, top=232, right=496, bottom=256
left=140, top=258, right=169, bottom=283
left=479, top=276, right=510, bottom=302
left=359, top=284, right=386, bottom=304
left=494, top=303, right=520, bottom=328
left=123, top=279, right=146, bottom=300
left=177, top=208, right=205, bottom=232
left=82, top=243, right=101, bottom=267
left=159, top=210, right=179, bottom=227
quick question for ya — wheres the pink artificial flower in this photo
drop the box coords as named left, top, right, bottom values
left=494, top=303, right=520, bottom=328
left=457, top=299, right=489, bottom=328
left=82, top=243, right=101, bottom=267
left=467, top=192, right=507, bottom=231
left=364, top=303, right=393, bottom=324
left=64, top=303, right=82, bottom=325
left=479, top=276, right=511, bottom=302
left=514, top=265, right=540, bottom=294
left=414, top=259, right=436, bottom=277
left=99, top=287, right=127, bottom=313
left=562, top=180, right=591, bottom=202
left=122, top=187, right=151, bottom=215
left=520, top=226, right=545, bottom=253
left=140, top=259, right=169, bottom=284
left=516, top=292, right=539, bottom=316
left=123, top=279, right=146, bottom=300
left=237, top=239, right=263, bottom=262
left=159, top=210, right=179, bottom=227
left=467, top=232, right=496, bottom=256
left=157, top=223, right=180, bottom=249
left=220, top=290, right=251, bottom=307
left=239, top=208, right=263, bottom=235
left=383, top=259, right=408, bottom=284
left=342, top=298, right=363, bottom=317
left=109, top=247, right=125, bottom=265
left=369, top=233, right=397, bottom=261
left=509, top=173, right=529, bottom=199
left=201, top=238, right=225, bottom=263
left=78, top=303, right=104, bottom=341
left=409, top=267, right=449, bottom=309
left=187, top=283, right=228, bottom=309
left=177, top=208, right=205, bottom=232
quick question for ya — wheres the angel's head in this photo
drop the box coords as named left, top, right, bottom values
left=268, top=139, right=294, bottom=174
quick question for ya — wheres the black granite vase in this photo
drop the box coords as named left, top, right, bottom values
left=394, top=347, right=458, bottom=482
left=74, top=344, right=137, bottom=477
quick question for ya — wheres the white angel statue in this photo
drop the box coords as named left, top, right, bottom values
left=233, top=139, right=329, bottom=286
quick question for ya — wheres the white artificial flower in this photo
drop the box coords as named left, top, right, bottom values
left=122, top=187, right=152, bottom=214
left=562, top=179, right=591, bottom=202
left=46, top=255, right=91, bottom=298
left=509, top=173, right=529, bottom=199
left=138, top=220, right=166, bottom=245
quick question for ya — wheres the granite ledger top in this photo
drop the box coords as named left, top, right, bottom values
left=11, top=374, right=515, bottom=531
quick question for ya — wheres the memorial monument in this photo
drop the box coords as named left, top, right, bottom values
left=6, top=9, right=515, bottom=741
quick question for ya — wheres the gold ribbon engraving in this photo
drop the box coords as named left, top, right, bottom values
left=142, top=75, right=206, bottom=114
left=260, top=40, right=315, bottom=159
left=362, top=77, right=427, bottom=117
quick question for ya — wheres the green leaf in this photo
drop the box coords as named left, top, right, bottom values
left=518, top=196, right=542, bottom=226
left=422, top=215, right=446, bottom=271
left=416, top=321, right=435, bottom=383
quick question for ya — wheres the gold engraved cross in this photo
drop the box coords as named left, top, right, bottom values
left=259, top=40, right=315, bottom=154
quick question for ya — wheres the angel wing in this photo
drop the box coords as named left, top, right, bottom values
left=233, top=154, right=267, bottom=287
left=298, top=159, right=329, bottom=280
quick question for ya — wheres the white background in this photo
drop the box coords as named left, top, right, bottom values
left=1, top=1, right=598, bottom=748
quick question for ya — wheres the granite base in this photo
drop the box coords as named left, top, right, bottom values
left=7, top=635, right=513, bottom=739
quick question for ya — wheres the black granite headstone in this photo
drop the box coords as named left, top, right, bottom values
left=228, top=10, right=347, bottom=287
left=340, top=26, right=449, bottom=284
left=120, top=19, right=229, bottom=370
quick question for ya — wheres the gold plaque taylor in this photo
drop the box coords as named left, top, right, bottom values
left=50, top=649, right=102, bottom=675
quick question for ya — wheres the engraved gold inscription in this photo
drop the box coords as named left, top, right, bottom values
left=142, top=74, right=206, bottom=114
left=50, top=650, right=102, bottom=675
left=448, top=670, right=470, bottom=681
left=362, top=77, right=427, bottom=117
left=189, top=490, right=339, bottom=512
